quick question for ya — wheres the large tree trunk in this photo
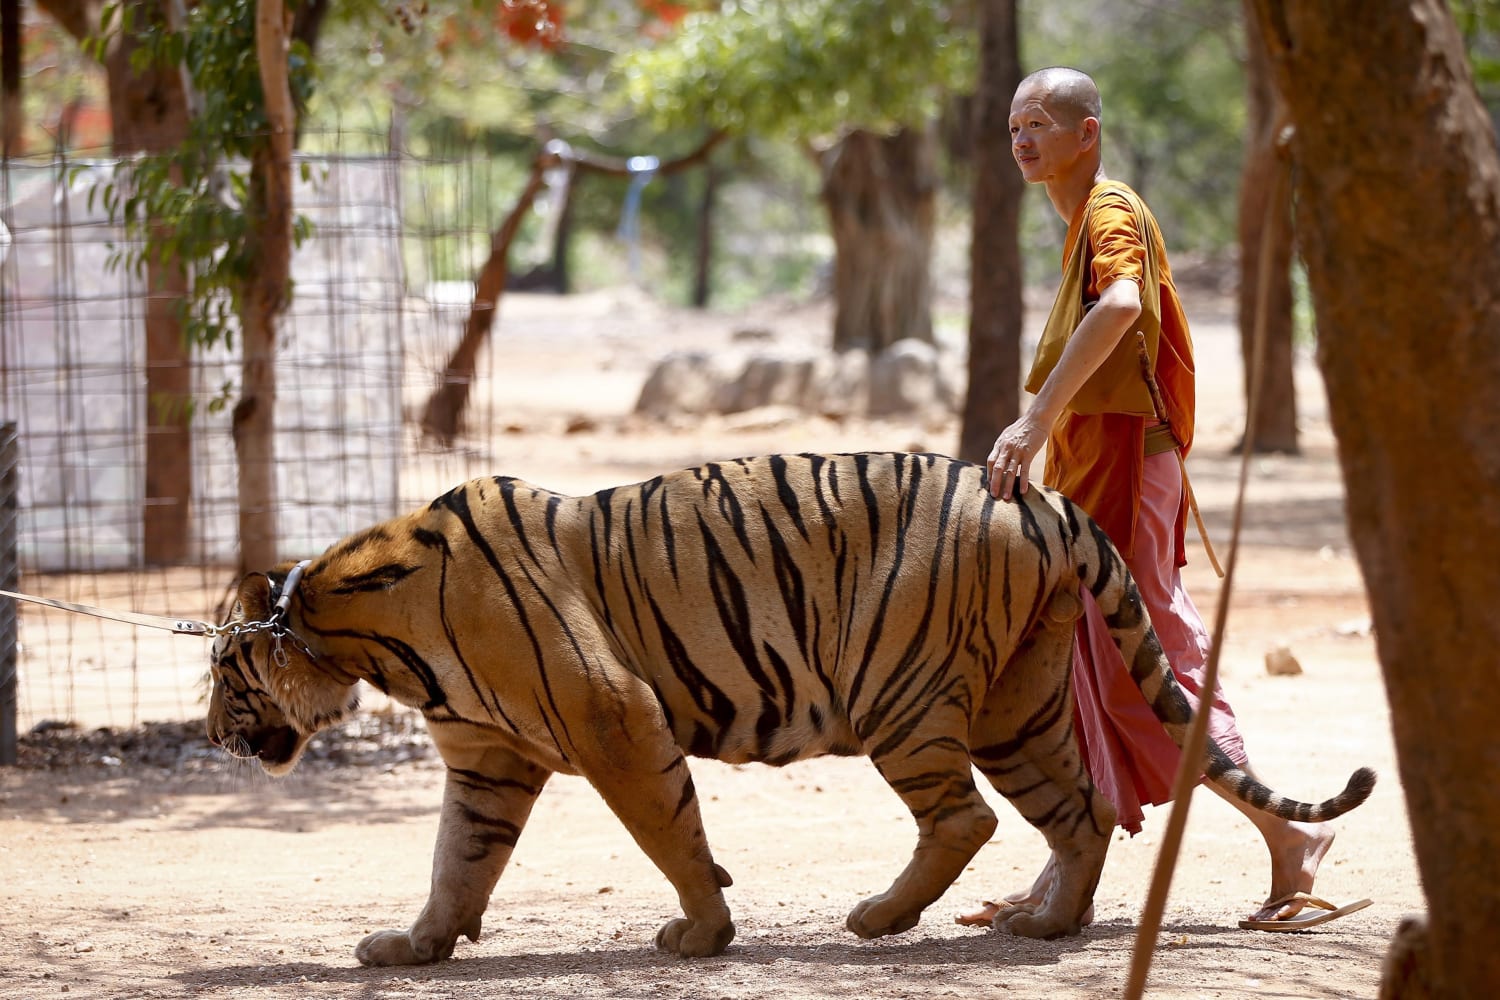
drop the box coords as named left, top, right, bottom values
left=957, top=0, right=1023, bottom=463
left=233, top=0, right=296, bottom=572
left=140, top=245, right=193, bottom=565
left=1236, top=3, right=1299, bottom=454
left=1248, top=2, right=1500, bottom=995
left=818, top=126, right=937, bottom=353
left=40, top=0, right=197, bottom=564
left=107, top=8, right=194, bottom=564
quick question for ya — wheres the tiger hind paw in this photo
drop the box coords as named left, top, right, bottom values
left=654, top=916, right=735, bottom=957
left=355, top=928, right=458, bottom=966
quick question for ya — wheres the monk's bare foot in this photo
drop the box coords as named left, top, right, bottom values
left=956, top=854, right=1093, bottom=928
left=1248, top=821, right=1335, bottom=922
left=956, top=899, right=1095, bottom=928
left=955, top=901, right=1006, bottom=927
left=956, top=855, right=1051, bottom=927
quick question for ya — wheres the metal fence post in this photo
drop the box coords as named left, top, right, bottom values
left=1, top=421, right=16, bottom=766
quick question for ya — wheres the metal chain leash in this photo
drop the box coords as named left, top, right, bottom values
left=0, top=559, right=316, bottom=664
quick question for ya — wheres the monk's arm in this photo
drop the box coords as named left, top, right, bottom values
left=986, top=277, right=1141, bottom=499
left=1027, top=276, right=1141, bottom=428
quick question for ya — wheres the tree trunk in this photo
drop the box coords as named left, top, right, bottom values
left=818, top=126, right=937, bottom=353
left=423, top=133, right=725, bottom=444
left=510, top=160, right=578, bottom=293
left=957, top=0, right=1023, bottom=463
left=692, top=163, right=718, bottom=308
left=106, top=10, right=195, bottom=564
left=232, top=239, right=279, bottom=572
left=141, top=251, right=192, bottom=564
left=233, top=0, right=296, bottom=572
left=421, top=149, right=555, bottom=445
left=551, top=168, right=576, bottom=294
left=1248, top=2, right=1500, bottom=995
left=1236, top=3, right=1299, bottom=454
left=39, top=0, right=198, bottom=564
left=2, top=0, right=19, bottom=155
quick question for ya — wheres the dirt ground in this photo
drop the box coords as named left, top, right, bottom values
left=0, top=287, right=1420, bottom=999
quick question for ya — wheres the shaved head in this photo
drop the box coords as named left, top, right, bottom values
left=1016, top=67, right=1102, bottom=127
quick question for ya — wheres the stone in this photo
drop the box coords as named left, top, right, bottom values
left=1264, top=644, right=1304, bottom=676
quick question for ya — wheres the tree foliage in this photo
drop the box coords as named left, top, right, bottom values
left=304, top=0, right=681, bottom=140
left=1451, top=0, right=1500, bottom=112
left=1021, top=2, right=1245, bottom=259
left=84, top=0, right=320, bottom=368
left=621, top=0, right=975, bottom=140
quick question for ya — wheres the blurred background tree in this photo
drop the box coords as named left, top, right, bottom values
left=55, top=0, right=332, bottom=569
left=31, top=0, right=200, bottom=564
left=13, top=1, right=1366, bottom=313
left=1014, top=2, right=1245, bottom=274
left=23, top=0, right=1481, bottom=478
left=621, top=0, right=975, bottom=351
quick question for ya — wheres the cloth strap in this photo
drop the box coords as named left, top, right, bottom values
left=1143, top=422, right=1179, bottom=457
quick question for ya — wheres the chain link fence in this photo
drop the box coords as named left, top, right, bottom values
left=0, top=135, right=538, bottom=734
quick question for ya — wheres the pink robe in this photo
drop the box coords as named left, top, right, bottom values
left=1069, top=450, right=1248, bottom=834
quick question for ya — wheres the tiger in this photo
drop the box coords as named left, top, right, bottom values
left=206, top=451, right=1375, bottom=965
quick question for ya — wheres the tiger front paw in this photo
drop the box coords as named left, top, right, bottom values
left=846, top=893, right=922, bottom=939
left=356, top=926, right=465, bottom=966
left=654, top=916, right=735, bottom=957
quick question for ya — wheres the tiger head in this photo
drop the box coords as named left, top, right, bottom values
left=205, top=561, right=358, bottom=776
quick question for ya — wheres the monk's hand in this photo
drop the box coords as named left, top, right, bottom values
left=986, top=418, right=1044, bottom=501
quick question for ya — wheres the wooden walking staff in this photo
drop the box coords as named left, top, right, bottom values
left=1136, top=332, right=1224, bottom=578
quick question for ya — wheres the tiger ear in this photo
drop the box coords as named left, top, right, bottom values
left=235, top=573, right=276, bottom=622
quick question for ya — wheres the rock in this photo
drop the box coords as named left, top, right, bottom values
left=809, top=349, right=871, bottom=419
left=633, top=352, right=729, bottom=417
left=1334, top=617, right=1373, bottom=637
left=1264, top=644, right=1304, bottom=676
left=722, top=406, right=805, bottom=433
left=868, top=339, right=945, bottom=417
left=722, top=355, right=818, bottom=413
left=635, top=338, right=957, bottom=420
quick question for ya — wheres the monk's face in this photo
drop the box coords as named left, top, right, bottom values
left=1008, top=82, right=1095, bottom=185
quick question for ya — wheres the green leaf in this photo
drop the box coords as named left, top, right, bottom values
left=621, top=0, right=974, bottom=140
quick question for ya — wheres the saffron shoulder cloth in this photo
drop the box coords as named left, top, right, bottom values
left=1024, top=181, right=1163, bottom=417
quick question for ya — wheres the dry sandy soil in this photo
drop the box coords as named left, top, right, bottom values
left=0, top=287, right=1420, bottom=999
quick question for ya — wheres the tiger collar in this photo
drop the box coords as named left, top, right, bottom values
left=224, top=559, right=318, bottom=667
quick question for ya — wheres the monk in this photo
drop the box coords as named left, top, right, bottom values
left=965, top=66, right=1368, bottom=932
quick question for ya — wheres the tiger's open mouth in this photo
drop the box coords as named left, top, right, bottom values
left=212, top=723, right=303, bottom=771
left=252, top=725, right=302, bottom=768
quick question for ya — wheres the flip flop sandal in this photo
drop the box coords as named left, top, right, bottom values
left=1239, top=891, right=1373, bottom=932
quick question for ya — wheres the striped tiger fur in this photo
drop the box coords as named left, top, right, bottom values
left=206, top=451, right=1375, bottom=964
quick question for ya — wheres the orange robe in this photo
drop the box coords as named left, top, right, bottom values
left=1040, top=181, right=1245, bottom=833
left=1042, top=182, right=1196, bottom=562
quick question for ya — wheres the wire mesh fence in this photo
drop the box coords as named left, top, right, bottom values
left=0, top=131, right=544, bottom=733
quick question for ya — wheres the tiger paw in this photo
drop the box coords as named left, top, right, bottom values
left=355, top=928, right=457, bottom=966
left=991, top=905, right=1081, bottom=940
left=654, top=916, right=735, bottom=957
left=846, top=894, right=922, bottom=939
